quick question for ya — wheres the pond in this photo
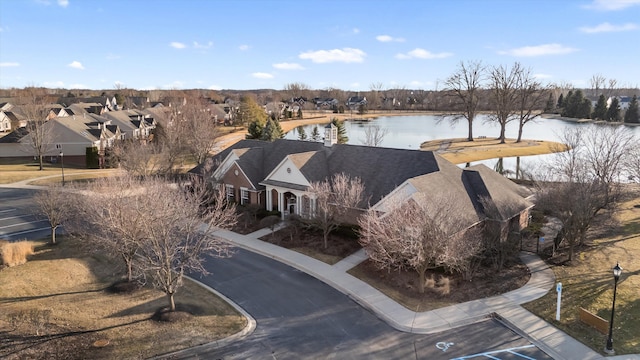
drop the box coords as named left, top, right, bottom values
left=284, top=114, right=639, bottom=175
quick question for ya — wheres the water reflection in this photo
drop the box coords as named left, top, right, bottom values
left=284, top=115, right=639, bottom=175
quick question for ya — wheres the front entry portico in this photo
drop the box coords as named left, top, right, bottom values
left=266, top=186, right=311, bottom=219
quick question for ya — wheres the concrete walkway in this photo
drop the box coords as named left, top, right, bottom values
left=215, top=227, right=639, bottom=360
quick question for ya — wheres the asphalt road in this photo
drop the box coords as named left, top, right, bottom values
left=0, top=188, right=51, bottom=241
left=172, top=248, right=553, bottom=359
left=1, top=188, right=553, bottom=359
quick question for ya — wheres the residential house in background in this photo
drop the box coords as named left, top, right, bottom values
left=346, top=96, right=367, bottom=110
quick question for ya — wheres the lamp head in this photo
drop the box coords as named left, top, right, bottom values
left=613, top=262, right=622, bottom=280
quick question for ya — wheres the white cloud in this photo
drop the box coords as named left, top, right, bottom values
left=0, top=62, right=20, bottom=67
left=239, top=44, right=250, bottom=51
left=299, top=48, right=366, bottom=63
left=410, top=80, right=425, bottom=87
left=498, top=43, right=578, bottom=57
left=376, top=35, right=405, bottom=42
left=106, top=53, right=121, bottom=60
left=353, top=28, right=360, bottom=34
left=70, top=83, right=86, bottom=89
left=58, top=0, right=69, bottom=7
left=208, top=84, right=222, bottom=90
left=350, top=82, right=360, bottom=88
left=273, top=62, right=305, bottom=70
left=583, top=0, right=640, bottom=10
left=395, top=48, right=453, bottom=59
left=68, top=61, right=85, bottom=70
left=252, top=72, right=274, bottom=79
left=0, top=27, right=3, bottom=32
left=193, top=41, right=213, bottom=49
left=170, top=42, right=187, bottom=49
left=579, top=22, right=638, bottom=33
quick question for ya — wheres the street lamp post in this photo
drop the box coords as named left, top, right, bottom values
left=604, top=262, right=622, bottom=355
left=56, top=144, right=65, bottom=186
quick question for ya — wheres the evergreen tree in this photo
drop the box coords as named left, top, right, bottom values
left=544, top=93, right=555, bottom=113
left=297, top=126, right=308, bottom=140
left=606, top=97, right=621, bottom=122
left=260, top=118, right=283, bottom=142
left=331, top=117, right=349, bottom=144
left=310, top=126, right=321, bottom=141
left=578, top=98, right=592, bottom=119
left=624, top=95, right=639, bottom=123
left=556, top=93, right=564, bottom=108
left=297, top=108, right=303, bottom=119
left=592, top=95, right=607, bottom=120
left=561, top=90, right=575, bottom=117
left=246, top=119, right=264, bottom=139
left=237, top=96, right=268, bottom=129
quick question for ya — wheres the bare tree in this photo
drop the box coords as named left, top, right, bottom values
left=590, top=73, right=606, bottom=97
left=359, top=124, right=388, bottom=147
left=33, top=184, right=71, bottom=244
left=606, top=78, right=618, bottom=98
left=358, top=198, right=483, bottom=293
left=64, top=175, right=150, bottom=282
left=534, top=126, right=635, bottom=262
left=625, top=141, right=640, bottom=182
left=17, top=87, right=56, bottom=170
left=442, top=61, right=485, bottom=141
left=109, top=140, right=160, bottom=177
left=180, top=96, right=221, bottom=164
left=514, top=65, right=549, bottom=142
left=136, top=178, right=237, bottom=311
left=487, top=63, right=521, bottom=143
left=309, top=173, right=365, bottom=249
left=368, top=82, right=384, bottom=112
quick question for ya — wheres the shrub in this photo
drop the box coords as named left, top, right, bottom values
left=0, top=240, right=35, bottom=267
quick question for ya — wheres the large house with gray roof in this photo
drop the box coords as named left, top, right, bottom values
left=192, top=125, right=533, bottom=236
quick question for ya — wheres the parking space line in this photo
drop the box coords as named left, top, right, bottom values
left=1, top=227, right=51, bottom=237
left=0, top=209, right=17, bottom=214
left=450, top=344, right=537, bottom=360
left=0, top=220, right=48, bottom=230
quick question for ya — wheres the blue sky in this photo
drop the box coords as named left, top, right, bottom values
left=1, top=0, right=639, bottom=91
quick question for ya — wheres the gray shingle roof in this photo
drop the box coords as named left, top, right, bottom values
left=191, top=139, right=531, bottom=222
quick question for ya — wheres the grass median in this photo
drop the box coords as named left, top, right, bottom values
left=522, top=188, right=640, bottom=355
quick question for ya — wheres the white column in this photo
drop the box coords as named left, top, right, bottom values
left=266, top=187, right=272, bottom=211
left=296, top=192, right=302, bottom=216
left=278, top=191, right=284, bottom=218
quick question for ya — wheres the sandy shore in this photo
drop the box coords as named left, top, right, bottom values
left=420, top=137, right=567, bottom=164
left=214, top=111, right=567, bottom=163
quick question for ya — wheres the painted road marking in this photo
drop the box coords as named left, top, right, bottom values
left=0, top=220, right=48, bottom=230
left=450, top=344, right=537, bottom=359
left=0, top=209, right=17, bottom=214
left=436, top=341, right=455, bottom=352
left=1, top=227, right=51, bottom=237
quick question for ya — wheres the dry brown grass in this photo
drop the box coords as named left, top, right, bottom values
left=0, top=240, right=35, bottom=267
left=523, top=187, right=640, bottom=355
left=420, top=137, right=567, bottom=164
left=0, top=159, right=120, bottom=185
left=0, top=237, right=247, bottom=359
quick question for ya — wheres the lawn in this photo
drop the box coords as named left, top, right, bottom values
left=420, top=137, right=567, bottom=164
left=0, top=236, right=247, bottom=359
left=522, top=187, right=640, bottom=355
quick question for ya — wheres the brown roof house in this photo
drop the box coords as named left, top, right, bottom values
left=192, top=125, right=534, bottom=237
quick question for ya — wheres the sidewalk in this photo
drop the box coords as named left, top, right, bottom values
left=214, top=227, right=639, bottom=360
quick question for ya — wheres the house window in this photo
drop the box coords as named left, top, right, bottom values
left=225, top=184, right=235, bottom=202
left=240, top=188, right=249, bottom=205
